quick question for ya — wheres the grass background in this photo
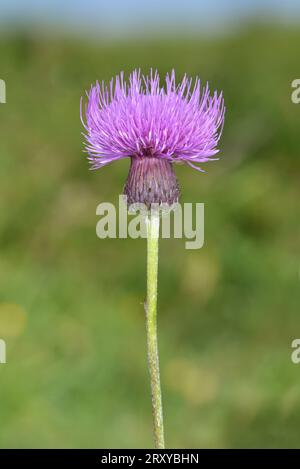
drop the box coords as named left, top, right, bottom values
left=0, top=24, right=300, bottom=448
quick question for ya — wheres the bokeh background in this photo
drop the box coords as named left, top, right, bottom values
left=0, top=0, right=300, bottom=449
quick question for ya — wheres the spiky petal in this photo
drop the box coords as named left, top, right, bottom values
left=81, top=69, right=225, bottom=172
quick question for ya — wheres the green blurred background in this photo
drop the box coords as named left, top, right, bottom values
left=0, top=0, right=300, bottom=448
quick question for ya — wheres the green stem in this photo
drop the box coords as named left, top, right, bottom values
left=145, top=212, right=165, bottom=449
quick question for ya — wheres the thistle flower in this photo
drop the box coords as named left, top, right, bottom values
left=81, top=70, right=225, bottom=449
left=81, top=69, right=225, bottom=208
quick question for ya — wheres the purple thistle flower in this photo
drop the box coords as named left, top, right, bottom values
left=81, top=69, right=225, bottom=208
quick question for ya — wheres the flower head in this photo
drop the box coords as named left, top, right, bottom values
left=81, top=70, right=225, bottom=208
left=81, top=69, right=225, bottom=171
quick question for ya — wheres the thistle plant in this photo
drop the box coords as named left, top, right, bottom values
left=81, top=70, right=225, bottom=448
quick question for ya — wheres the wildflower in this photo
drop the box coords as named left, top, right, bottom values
left=81, top=69, right=225, bottom=449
